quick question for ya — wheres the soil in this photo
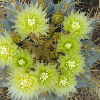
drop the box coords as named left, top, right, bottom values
left=75, top=0, right=99, bottom=18
left=0, top=1, right=7, bottom=20
left=92, top=23, right=100, bottom=46
left=53, top=0, right=61, bottom=4
left=90, top=60, right=100, bottom=79
left=74, top=87, right=99, bottom=100
left=0, top=87, right=10, bottom=100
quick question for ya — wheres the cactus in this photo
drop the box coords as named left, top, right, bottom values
left=0, top=0, right=100, bottom=100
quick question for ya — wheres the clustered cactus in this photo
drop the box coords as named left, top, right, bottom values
left=14, top=2, right=49, bottom=39
left=0, top=1, right=92, bottom=100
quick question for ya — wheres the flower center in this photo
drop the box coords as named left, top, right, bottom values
left=40, top=73, right=48, bottom=81
left=59, top=78, right=68, bottom=86
left=16, top=76, right=32, bottom=91
left=0, top=46, right=8, bottom=55
left=18, top=59, right=26, bottom=66
left=64, top=43, right=72, bottom=50
left=71, top=22, right=80, bottom=30
left=28, top=18, right=35, bottom=26
left=0, top=44, right=11, bottom=57
left=65, top=59, right=76, bottom=69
